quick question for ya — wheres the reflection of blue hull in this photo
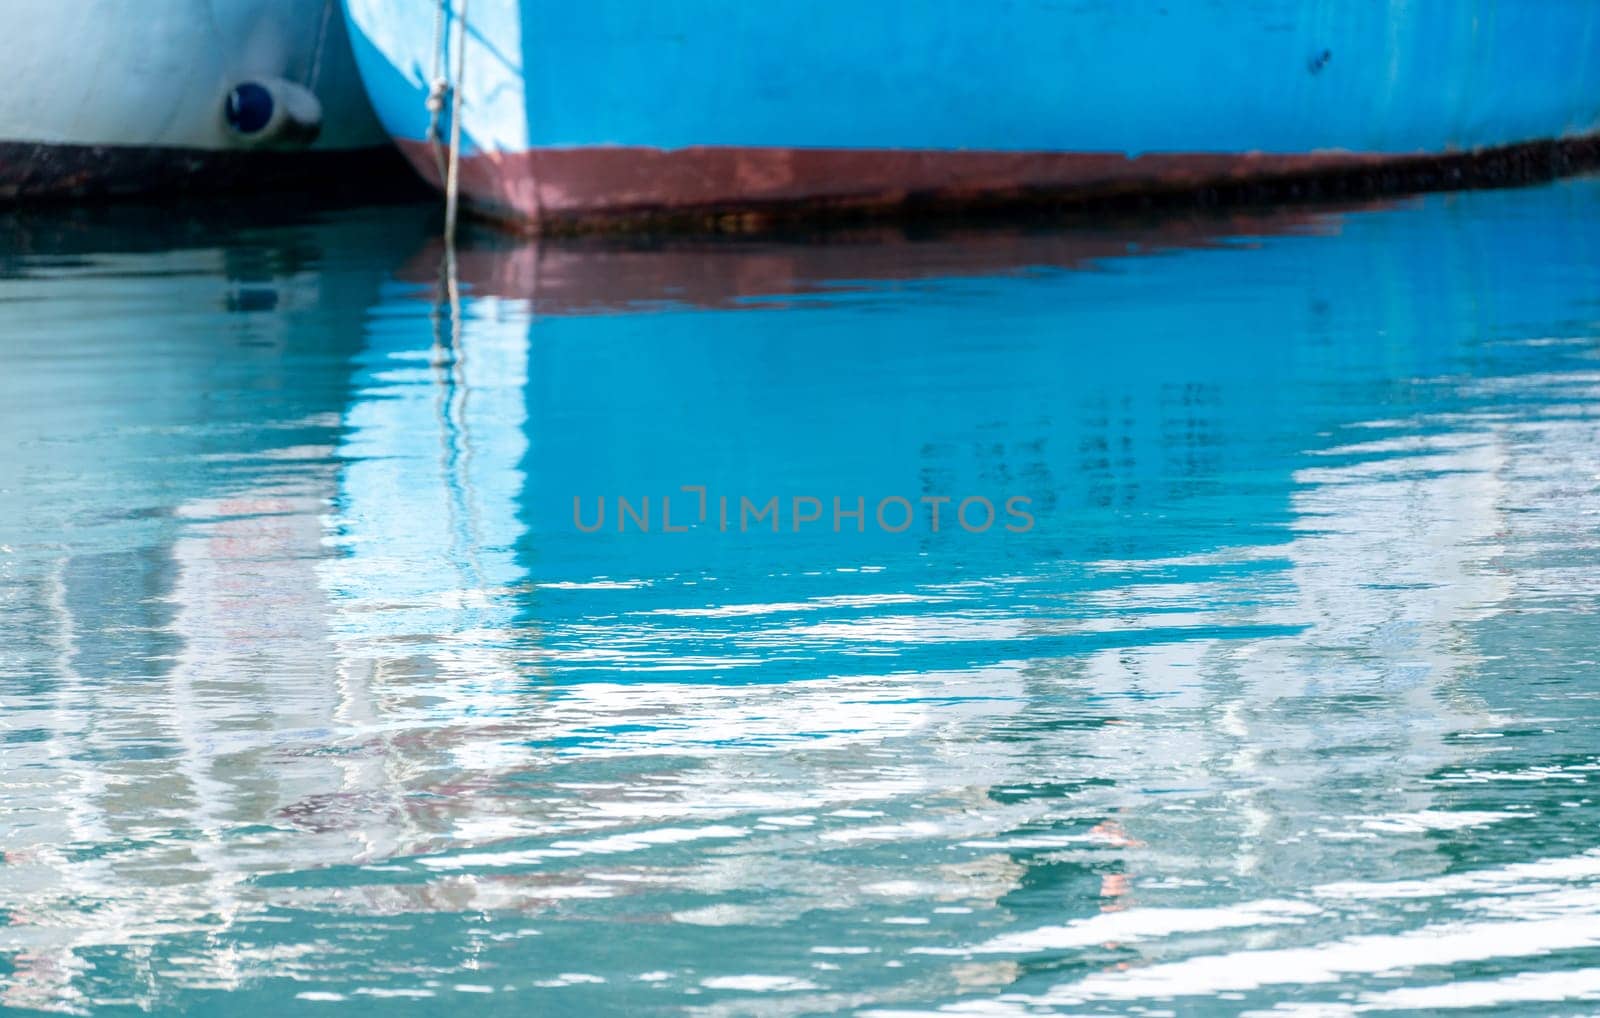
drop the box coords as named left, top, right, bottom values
left=341, top=0, right=1600, bottom=225
left=313, top=179, right=1600, bottom=684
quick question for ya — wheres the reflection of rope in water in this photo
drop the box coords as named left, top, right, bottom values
left=431, top=0, right=486, bottom=606
left=430, top=238, right=488, bottom=605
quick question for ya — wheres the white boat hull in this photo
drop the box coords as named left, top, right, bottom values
left=1, top=0, right=392, bottom=197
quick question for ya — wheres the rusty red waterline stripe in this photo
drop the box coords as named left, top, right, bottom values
left=395, top=135, right=1600, bottom=235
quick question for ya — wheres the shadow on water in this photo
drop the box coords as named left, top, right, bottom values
left=1, top=181, right=1599, bottom=1014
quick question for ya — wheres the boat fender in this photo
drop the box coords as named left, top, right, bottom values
left=223, top=79, right=324, bottom=148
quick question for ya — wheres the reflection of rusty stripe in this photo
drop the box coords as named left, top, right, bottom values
left=398, top=204, right=1369, bottom=316
left=0, top=140, right=416, bottom=201
left=395, top=135, right=1600, bottom=234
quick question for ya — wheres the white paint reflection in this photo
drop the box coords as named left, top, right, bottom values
left=895, top=367, right=1600, bottom=1013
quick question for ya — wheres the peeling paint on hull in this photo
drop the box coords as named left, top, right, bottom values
left=343, top=0, right=1600, bottom=231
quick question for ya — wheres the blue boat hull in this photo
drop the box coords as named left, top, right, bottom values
left=341, top=0, right=1600, bottom=227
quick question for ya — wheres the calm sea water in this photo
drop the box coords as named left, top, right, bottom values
left=3, top=182, right=1600, bottom=1017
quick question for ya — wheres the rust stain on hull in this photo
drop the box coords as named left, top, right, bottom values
left=395, top=136, right=1600, bottom=235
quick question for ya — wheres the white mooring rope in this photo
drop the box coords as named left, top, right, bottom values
left=443, top=0, right=470, bottom=246
left=425, top=0, right=450, bottom=181
left=306, top=0, right=336, bottom=92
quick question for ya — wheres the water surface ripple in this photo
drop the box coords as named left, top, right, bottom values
left=2, top=186, right=1599, bottom=1015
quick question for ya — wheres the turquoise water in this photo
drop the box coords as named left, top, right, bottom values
left=2, top=183, right=1600, bottom=1016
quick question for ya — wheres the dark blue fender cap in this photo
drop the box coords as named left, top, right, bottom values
left=224, top=83, right=275, bottom=135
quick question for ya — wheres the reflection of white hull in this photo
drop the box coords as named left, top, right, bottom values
left=0, top=0, right=389, bottom=198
